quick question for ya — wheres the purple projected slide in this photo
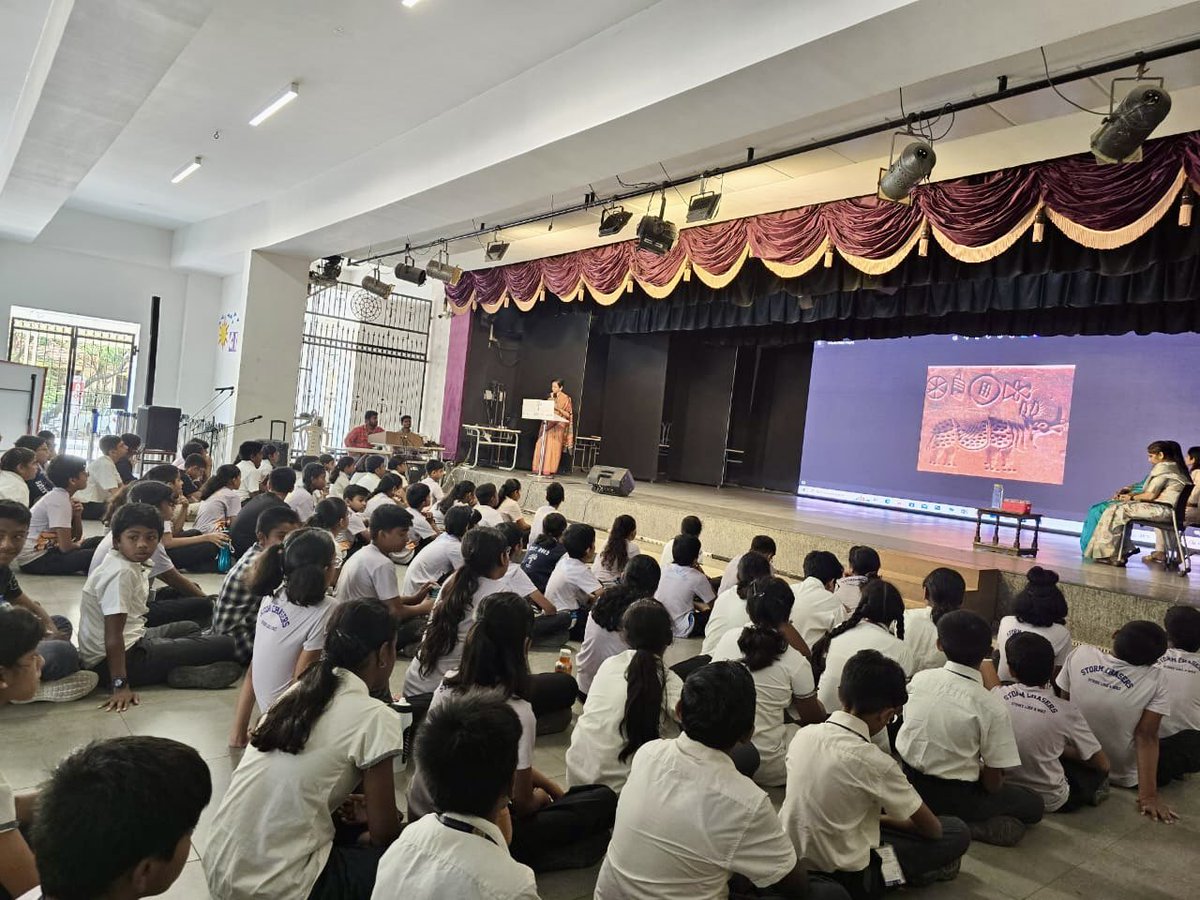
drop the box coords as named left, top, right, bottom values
left=798, top=333, right=1200, bottom=524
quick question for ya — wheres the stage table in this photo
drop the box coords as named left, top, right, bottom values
left=461, top=424, right=519, bottom=471
left=974, top=507, right=1042, bottom=558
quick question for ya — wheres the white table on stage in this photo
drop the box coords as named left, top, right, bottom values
left=524, top=398, right=567, bottom=479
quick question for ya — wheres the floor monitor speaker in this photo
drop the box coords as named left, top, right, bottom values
left=587, top=465, right=635, bottom=497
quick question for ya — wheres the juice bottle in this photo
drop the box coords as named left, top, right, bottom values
left=555, top=647, right=573, bottom=676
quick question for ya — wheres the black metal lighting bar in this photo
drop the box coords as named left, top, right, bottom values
left=351, top=37, right=1200, bottom=266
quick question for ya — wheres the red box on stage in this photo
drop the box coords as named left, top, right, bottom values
left=1001, top=499, right=1032, bottom=514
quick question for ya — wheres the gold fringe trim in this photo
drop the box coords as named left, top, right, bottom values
left=692, top=243, right=752, bottom=289
left=1045, top=168, right=1185, bottom=249
left=589, top=275, right=629, bottom=306
left=760, top=239, right=830, bottom=278
left=933, top=205, right=1041, bottom=262
left=839, top=226, right=923, bottom=275
left=635, top=263, right=688, bottom=300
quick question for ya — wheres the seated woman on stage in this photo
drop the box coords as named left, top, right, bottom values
left=1084, top=440, right=1191, bottom=566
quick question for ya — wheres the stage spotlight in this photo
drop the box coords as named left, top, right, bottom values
left=1090, top=84, right=1172, bottom=164
left=361, top=274, right=394, bottom=299
left=636, top=194, right=678, bottom=256
left=686, top=189, right=721, bottom=223
left=426, top=252, right=463, bottom=286
left=485, top=239, right=510, bottom=262
left=598, top=205, right=633, bottom=236
left=878, top=140, right=936, bottom=203
left=309, top=255, right=343, bottom=285
left=394, top=255, right=427, bottom=286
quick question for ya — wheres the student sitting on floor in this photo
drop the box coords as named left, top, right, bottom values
left=234, top=440, right=264, bottom=501
left=832, top=546, right=881, bottom=618
left=341, top=484, right=371, bottom=551
left=138, top=465, right=230, bottom=571
left=474, top=482, right=505, bottom=527
left=365, top=473, right=405, bottom=522
left=229, top=467, right=296, bottom=557
left=328, top=455, right=358, bottom=499
left=519, top=512, right=567, bottom=594
left=181, top=452, right=207, bottom=502
left=1057, top=621, right=1178, bottom=821
left=654, top=533, right=717, bottom=639
left=15, top=455, right=100, bottom=575
left=14, top=435, right=53, bottom=506
left=309, top=497, right=350, bottom=574
left=116, top=432, right=141, bottom=484
left=0, top=606, right=45, bottom=899
left=596, top=661, right=846, bottom=900
left=194, top=464, right=243, bottom=534
left=593, top=514, right=639, bottom=586
left=995, top=632, right=1110, bottom=812
left=528, top=481, right=564, bottom=544
left=790, top=550, right=846, bottom=652
left=419, top=458, right=445, bottom=505
left=0, top=501, right=96, bottom=703
left=782, top=649, right=970, bottom=899
left=29, top=736, right=211, bottom=900
left=174, top=438, right=209, bottom=472
left=896, top=610, right=1043, bottom=846
left=78, top=503, right=241, bottom=711
left=404, top=482, right=439, bottom=550
left=576, top=555, right=661, bottom=697
left=287, top=462, right=327, bottom=522
left=718, top=534, right=776, bottom=596
left=702, top=551, right=772, bottom=657
left=434, top=479, right=476, bottom=527
left=545, top=523, right=605, bottom=642
left=711, top=576, right=826, bottom=787
left=1157, top=605, right=1200, bottom=779
left=497, top=478, right=531, bottom=535
left=903, top=568, right=966, bottom=673
left=350, top=453, right=387, bottom=494
left=205, top=599, right=404, bottom=900
left=77, top=435, right=127, bottom=519
left=498, top=523, right=571, bottom=645
left=374, top=694, right=540, bottom=899
left=0, top=447, right=37, bottom=507
left=259, top=443, right=281, bottom=483
left=336, top=505, right=436, bottom=652
left=567, top=599, right=682, bottom=792
left=997, top=567, right=1072, bottom=683
left=403, top=506, right=470, bottom=597
left=406, top=592, right=617, bottom=873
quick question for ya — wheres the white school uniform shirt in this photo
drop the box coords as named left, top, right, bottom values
left=545, top=555, right=601, bottom=612
left=1157, top=648, right=1200, bottom=737
left=286, top=486, right=317, bottom=522
left=17, top=486, right=73, bottom=565
left=497, top=496, right=523, bottom=524
left=77, top=550, right=151, bottom=668
left=235, top=459, right=262, bottom=500
left=576, top=615, right=629, bottom=695
left=710, top=630, right=817, bottom=786
left=896, top=661, right=1022, bottom=782
left=352, top=471, right=382, bottom=492
left=418, top=476, right=444, bottom=504
left=0, top=471, right=29, bottom=506
left=205, top=669, right=403, bottom=900
left=566, top=648, right=683, bottom=792
left=528, top=504, right=557, bottom=544
left=77, top=455, right=120, bottom=503
left=476, top=504, right=505, bottom=527
left=370, top=812, right=538, bottom=900
left=716, top=552, right=774, bottom=595
left=659, top=537, right=707, bottom=568
left=1056, top=644, right=1171, bottom=787
left=0, top=768, right=15, bottom=836
left=817, top=621, right=914, bottom=714
left=88, top=528, right=173, bottom=579
left=195, top=487, right=242, bottom=533
left=789, top=577, right=845, bottom=650
left=903, top=606, right=944, bottom=673
left=701, top=588, right=750, bottom=656
left=328, top=472, right=351, bottom=499
left=595, top=733, right=797, bottom=900
left=654, top=563, right=716, bottom=638
left=406, top=506, right=436, bottom=541
left=592, top=541, right=640, bottom=585
left=335, top=543, right=398, bottom=604
left=402, top=532, right=462, bottom=595
left=365, top=492, right=397, bottom=520
left=832, top=574, right=871, bottom=617
left=258, top=459, right=273, bottom=482
left=993, top=683, right=1102, bottom=811
left=250, top=590, right=333, bottom=711
left=996, top=615, right=1072, bottom=682
left=781, top=711, right=923, bottom=873
left=346, top=510, right=368, bottom=538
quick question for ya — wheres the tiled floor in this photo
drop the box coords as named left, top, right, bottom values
left=5, top=564, right=1200, bottom=900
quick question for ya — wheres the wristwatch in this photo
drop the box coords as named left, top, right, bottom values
left=111, top=677, right=128, bottom=691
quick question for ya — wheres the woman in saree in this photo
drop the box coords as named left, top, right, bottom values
left=532, top=378, right=573, bottom=476
left=1084, top=440, right=1191, bottom=565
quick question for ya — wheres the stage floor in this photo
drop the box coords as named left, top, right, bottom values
left=463, top=465, right=1200, bottom=606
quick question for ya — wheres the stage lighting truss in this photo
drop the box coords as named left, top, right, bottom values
left=877, top=130, right=936, bottom=204
left=1090, top=69, right=1172, bottom=164
left=426, top=246, right=463, bottom=285
left=598, top=205, right=633, bottom=236
left=636, top=192, right=678, bottom=256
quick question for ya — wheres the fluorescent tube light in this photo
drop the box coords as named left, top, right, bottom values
left=171, top=156, right=202, bottom=184
left=249, top=82, right=299, bottom=127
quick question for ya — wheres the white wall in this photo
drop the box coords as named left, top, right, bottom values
left=421, top=290, right=451, bottom=440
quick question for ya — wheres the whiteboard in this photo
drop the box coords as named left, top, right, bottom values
left=0, top=360, right=46, bottom=445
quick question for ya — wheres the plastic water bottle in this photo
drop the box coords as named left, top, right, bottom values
left=217, top=540, right=232, bottom=574
left=991, top=483, right=1005, bottom=509
left=555, top=647, right=573, bottom=676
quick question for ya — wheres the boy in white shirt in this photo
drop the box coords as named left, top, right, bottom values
left=16, top=455, right=101, bottom=575
left=371, top=692, right=539, bottom=900
left=832, top=546, right=880, bottom=618
left=473, top=482, right=505, bottom=527
left=341, top=485, right=371, bottom=553
left=789, top=550, right=845, bottom=651
left=1157, top=605, right=1200, bottom=782
left=1057, top=621, right=1177, bottom=822
left=77, top=434, right=127, bottom=519
left=545, top=523, right=604, bottom=641
left=782, top=649, right=969, bottom=896
left=654, top=533, right=716, bottom=639
left=896, top=610, right=1043, bottom=846
left=419, top=459, right=446, bottom=505
left=996, top=632, right=1109, bottom=812
left=234, top=440, right=264, bottom=501
left=528, top=481, right=565, bottom=545
left=717, top=535, right=776, bottom=595
left=402, top=504, right=471, bottom=596
left=405, top=482, right=439, bottom=548
left=659, top=515, right=705, bottom=568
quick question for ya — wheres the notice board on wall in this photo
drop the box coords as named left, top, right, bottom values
left=0, top=360, right=47, bottom=443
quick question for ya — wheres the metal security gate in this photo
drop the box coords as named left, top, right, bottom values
left=295, top=282, right=431, bottom=444
left=7, top=315, right=137, bottom=456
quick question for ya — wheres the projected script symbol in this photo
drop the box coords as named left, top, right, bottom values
left=968, top=374, right=1002, bottom=407
left=926, top=375, right=950, bottom=400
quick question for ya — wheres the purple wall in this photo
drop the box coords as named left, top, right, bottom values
left=799, top=333, right=1200, bottom=521
left=438, top=310, right=472, bottom=450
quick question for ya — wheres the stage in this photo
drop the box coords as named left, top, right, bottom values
left=459, top=465, right=1200, bottom=648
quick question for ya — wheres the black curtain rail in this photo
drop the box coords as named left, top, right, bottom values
left=352, top=36, right=1200, bottom=266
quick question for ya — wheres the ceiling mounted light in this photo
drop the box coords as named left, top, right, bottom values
left=426, top=247, right=463, bottom=285
left=401, top=0, right=423, bottom=7
left=394, top=252, right=427, bottom=286
left=361, top=272, right=394, bottom=299
left=309, top=255, right=343, bottom=285
left=598, top=205, right=633, bottom=237
left=877, top=136, right=936, bottom=203
left=485, top=233, right=509, bottom=262
left=687, top=177, right=722, bottom=223
left=1090, top=80, right=1172, bottom=164
left=636, top=194, right=678, bottom=256
left=170, top=156, right=202, bottom=184
left=249, top=82, right=299, bottom=127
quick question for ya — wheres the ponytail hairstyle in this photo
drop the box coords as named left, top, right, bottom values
left=1148, top=439, right=1190, bottom=482
left=618, top=599, right=674, bottom=762
left=1014, top=566, right=1068, bottom=627
left=498, top=478, right=522, bottom=502
left=591, top=554, right=662, bottom=632
left=735, top=551, right=772, bottom=598
left=302, top=462, right=326, bottom=492
left=922, top=567, right=966, bottom=623
left=534, top=512, right=567, bottom=549
left=249, top=527, right=335, bottom=608
left=599, top=515, right=637, bottom=574
left=446, top=591, right=533, bottom=700
left=336, top=455, right=357, bottom=478
left=439, top=479, right=476, bottom=515
left=251, top=598, right=395, bottom=754
left=308, top=497, right=348, bottom=532
left=811, top=579, right=906, bottom=673
left=415, top=526, right=507, bottom=677
left=200, top=464, right=240, bottom=501
left=738, top=577, right=792, bottom=671
left=371, top=473, right=404, bottom=500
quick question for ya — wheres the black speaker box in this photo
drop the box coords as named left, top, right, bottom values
left=587, top=465, right=635, bottom=497
left=135, top=405, right=182, bottom=453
